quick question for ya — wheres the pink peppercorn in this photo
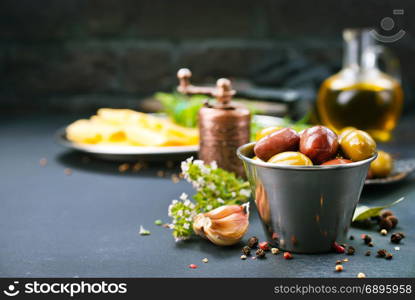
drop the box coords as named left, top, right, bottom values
left=188, top=264, right=198, bottom=269
left=259, top=241, right=270, bottom=251
left=332, top=242, right=345, bottom=253
left=283, top=252, right=293, bottom=260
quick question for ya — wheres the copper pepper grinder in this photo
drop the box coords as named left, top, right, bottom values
left=177, top=68, right=251, bottom=178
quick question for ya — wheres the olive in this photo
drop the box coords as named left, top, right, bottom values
left=254, top=128, right=300, bottom=161
left=339, top=127, right=357, bottom=142
left=321, top=158, right=353, bottom=165
left=340, top=129, right=376, bottom=161
left=252, top=156, right=262, bottom=161
left=369, top=150, right=393, bottom=178
left=268, top=151, right=313, bottom=166
left=299, top=126, right=339, bottom=164
left=255, top=126, right=283, bottom=141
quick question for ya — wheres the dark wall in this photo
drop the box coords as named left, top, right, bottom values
left=0, top=0, right=414, bottom=112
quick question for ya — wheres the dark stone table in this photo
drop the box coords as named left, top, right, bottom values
left=0, top=113, right=414, bottom=278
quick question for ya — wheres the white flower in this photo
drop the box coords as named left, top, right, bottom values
left=189, top=203, right=195, bottom=209
left=184, top=199, right=192, bottom=207
left=210, top=161, right=217, bottom=169
left=240, top=189, right=251, bottom=197
left=183, top=223, right=190, bottom=229
left=177, top=210, right=183, bottom=217
left=180, top=193, right=188, bottom=201
left=231, top=192, right=236, bottom=197
left=217, top=198, right=224, bottom=204
left=172, top=200, right=178, bottom=204
left=207, top=183, right=215, bottom=190
left=186, top=217, right=192, bottom=222
left=193, top=160, right=204, bottom=167
left=206, top=205, right=213, bottom=211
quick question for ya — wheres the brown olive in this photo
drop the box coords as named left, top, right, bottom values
left=340, top=129, right=376, bottom=161
left=299, top=126, right=339, bottom=164
left=255, top=126, right=283, bottom=141
left=321, top=158, right=352, bottom=165
left=268, top=151, right=313, bottom=166
left=369, top=150, right=393, bottom=178
left=254, top=128, right=300, bottom=161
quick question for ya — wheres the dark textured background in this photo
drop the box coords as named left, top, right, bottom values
left=0, top=0, right=414, bottom=113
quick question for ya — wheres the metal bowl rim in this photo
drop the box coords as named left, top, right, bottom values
left=237, top=142, right=377, bottom=171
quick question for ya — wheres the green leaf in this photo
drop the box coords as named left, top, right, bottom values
left=352, top=197, right=404, bottom=222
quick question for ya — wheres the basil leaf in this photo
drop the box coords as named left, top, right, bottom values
left=352, top=197, right=404, bottom=222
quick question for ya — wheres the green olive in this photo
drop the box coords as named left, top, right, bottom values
left=255, top=126, right=283, bottom=141
left=369, top=150, right=393, bottom=178
left=340, top=129, right=376, bottom=161
left=268, top=151, right=313, bottom=166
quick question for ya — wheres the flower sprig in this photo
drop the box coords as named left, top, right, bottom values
left=168, top=157, right=251, bottom=240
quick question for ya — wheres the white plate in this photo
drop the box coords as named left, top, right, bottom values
left=56, top=115, right=283, bottom=161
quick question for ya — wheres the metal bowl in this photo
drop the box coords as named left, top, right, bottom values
left=237, top=142, right=377, bottom=253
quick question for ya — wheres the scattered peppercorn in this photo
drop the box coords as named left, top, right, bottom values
left=256, top=248, right=266, bottom=258
left=368, top=242, right=374, bottom=247
left=346, top=246, right=355, bottom=255
left=240, top=255, right=247, bottom=260
left=380, top=229, right=388, bottom=236
left=283, top=252, right=293, bottom=260
left=385, top=253, right=393, bottom=260
left=271, top=248, right=280, bottom=255
left=391, top=232, right=404, bottom=244
left=349, top=235, right=355, bottom=240
left=202, top=258, right=209, bottom=263
left=335, top=260, right=342, bottom=265
left=362, top=234, right=372, bottom=245
left=365, top=250, right=371, bottom=256
left=379, top=218, right=393, bottom=231
left=386, top=215, right=398, bottom=228
left=377, top=249, right=387, bottom=258
left=335, top=265, right=343, bottom=272
left=332, top=242, right=345, bottom=253
left=188, top=264, right=198, bottom=269
left=397, top=232, right=405, bottom=238
left=247, top=236, right=259, bottom=248
left=242, top=246, right=251, bottom=256
left=380, top=210, right=393, bottom=219
left=259, top=241, right=270, bottom=251
left=343, top=258, right=349, bottom=262
left=357, top=272, right=366, bottom=278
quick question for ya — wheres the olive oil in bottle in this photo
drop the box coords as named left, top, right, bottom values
left=317, top=29, right=403, bottom=142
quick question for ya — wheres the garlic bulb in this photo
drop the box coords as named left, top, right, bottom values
left=193, top=203, right=249, bottom=246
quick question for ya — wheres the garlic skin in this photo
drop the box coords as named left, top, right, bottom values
left=193, top=203, right=249, bottom=246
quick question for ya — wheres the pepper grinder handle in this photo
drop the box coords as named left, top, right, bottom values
left=177, top=68, right=236, bottom=105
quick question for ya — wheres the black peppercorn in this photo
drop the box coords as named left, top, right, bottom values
left=379, top=218, right=393, bottom=231
left=365, top=250, right=371, bottom=256
left=368, top=242, right=374, bottom=247
left=247, top=236, right=259, bottom=248
left=362, top=234, right=372, bottom=245
left=256, top=248, right=265, bottom=258
left=397, top=232, right=406, bottom=238
left=380, top=210, right=393, bottom=219
left=386, top=215, right=398, bottom=228
left=242, top=246, right=251, bottom=256
left=349, top=235, right=355, bottom=240
left=377, top=249, right=387, bottom=258
left=346, top=246, right=355, bottom=255
left=391, top=232, right=404, bottom=244
left=335, top=260, right=342, bottom=265
left=385, top=253, right=393, bottom=260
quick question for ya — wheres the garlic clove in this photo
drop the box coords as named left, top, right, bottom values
left=193, top=203, right=249, bottom=246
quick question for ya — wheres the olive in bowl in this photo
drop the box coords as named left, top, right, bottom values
left=340, top=129, right=376, bottom=161
left=299, top=126, right=339, bottom=164
left=268, top=151, right=313, bottom=166
left=254, top=128, right=300, bottom=161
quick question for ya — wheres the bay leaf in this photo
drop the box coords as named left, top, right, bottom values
left=352, top=197, right=404, bottom=222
